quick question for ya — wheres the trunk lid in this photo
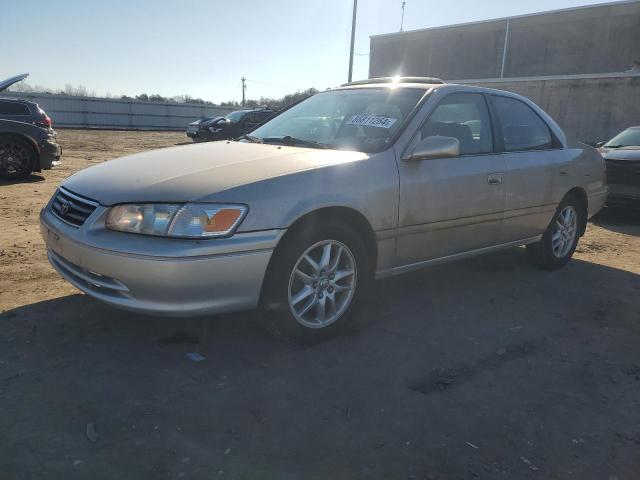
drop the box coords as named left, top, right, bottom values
left=0, top=73, right=29, bottom=93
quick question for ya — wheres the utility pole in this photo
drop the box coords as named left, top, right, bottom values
left=400, top=1, right=406, bottom=31
left=241, top=77, right=246, bottom=106
left=347, top=0, right=357, bottom=83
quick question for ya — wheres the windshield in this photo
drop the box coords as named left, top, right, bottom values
left=249, top=87, right=425, bottom=152
left=225, top=111, right=248, bottom=123
left=605, top=128, right=640, bottom=148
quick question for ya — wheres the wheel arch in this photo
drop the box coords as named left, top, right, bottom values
left=0, top=132, right=41, bottom=170
left=259, top=206, right=378, bottom=306
left=563, top=187, right=588, bottom=236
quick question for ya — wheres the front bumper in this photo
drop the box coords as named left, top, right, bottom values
left=606, top=184, right=640, bottom=208
left=40, top=203, right=284, bottom=317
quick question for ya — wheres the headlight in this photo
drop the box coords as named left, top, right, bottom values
left=105, top=203, right=247, bottom=238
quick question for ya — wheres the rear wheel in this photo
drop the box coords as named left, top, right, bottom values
left=526, top=195, right=582, bottom=270
left=0, top=136, right=36, bottom=180
left=262, top=222, right=370, bottom=344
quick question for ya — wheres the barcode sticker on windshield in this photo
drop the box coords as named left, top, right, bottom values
left=347, top=115, right=397, bottom=129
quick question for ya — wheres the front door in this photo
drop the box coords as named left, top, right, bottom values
left=396, top=92, right=507, bottom=265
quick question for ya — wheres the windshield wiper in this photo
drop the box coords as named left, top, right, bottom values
left=235, top=134, right=262, bottom=143
left=605, top=144, right=624, bottom=148
left=261, top=135, right=328, bottom=149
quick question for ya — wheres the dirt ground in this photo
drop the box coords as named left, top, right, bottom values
left=1, top=129, right=640, bottom=479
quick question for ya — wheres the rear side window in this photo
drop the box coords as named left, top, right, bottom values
left=419, top=92, right=494, bottom=155
left=491, top=96, right=553, bottom=152
left=0, top=101, right=31, bottom=116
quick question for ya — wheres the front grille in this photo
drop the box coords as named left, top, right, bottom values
left=606, top=160, right=640, bottom=186
left=50, top=187, right=98, bottom=227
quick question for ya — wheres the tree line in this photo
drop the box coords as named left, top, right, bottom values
left=9, top=82, right=319, bottom=109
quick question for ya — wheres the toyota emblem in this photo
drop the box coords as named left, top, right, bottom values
left=60, top=200, right=71, bottom=215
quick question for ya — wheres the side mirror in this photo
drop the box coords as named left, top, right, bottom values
left=403, top=136, right=460, bottom=162
left=595, top=141, right=605, bottom=148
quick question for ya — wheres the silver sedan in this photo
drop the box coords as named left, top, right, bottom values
left=40, top=77, right=607, bottom=342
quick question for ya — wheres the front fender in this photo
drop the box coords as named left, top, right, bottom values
left=202, top=149, right=400, bottom=233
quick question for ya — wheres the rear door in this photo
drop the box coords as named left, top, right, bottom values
left=0, top=100, right=33, bottom=123
left=489, top=95, right=562, bottom=241
left=396, top=92, right=507, bottom=265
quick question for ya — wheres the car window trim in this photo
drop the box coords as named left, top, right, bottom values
left=487, top=93, right=561, bottom=153
left=403, top=91, right=498, bottom=160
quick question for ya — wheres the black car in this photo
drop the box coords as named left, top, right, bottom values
left=597, top=127, right=640, bottom=208
left=0, top=74, right=62, bottom=180
left=191, top=109, right=275, bottom=142
left=186, top=116, right=219, bottom=140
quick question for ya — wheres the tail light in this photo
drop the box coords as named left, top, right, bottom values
left=37, top=107, right=52, bottom=128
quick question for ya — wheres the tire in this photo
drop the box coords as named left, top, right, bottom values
left=0, top=136, right=36, bottom=180
left=261, top=221, right=370, bottom=344
left=526, top=194, right=583, bottom=270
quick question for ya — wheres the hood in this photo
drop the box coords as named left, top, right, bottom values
left=189, top=116, right=222, bottom=126
left=0, top=73, right=29, bottom=93
left=201, top=117, right=225, bottom=127
left=600, top=146, right=640, bottom=161
left=62, top=141, right=368, bottom=205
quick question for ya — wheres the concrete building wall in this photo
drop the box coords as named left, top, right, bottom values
left=457, top=74, right=640, bottom=144
left=1, top=92, right=237, bottom=130
left=369, top=1, right=640, bottom=143
left=369, top=1, right=640, bottom=80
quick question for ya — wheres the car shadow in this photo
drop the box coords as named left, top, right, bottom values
left=591, top=207, right=640, bottom=236
left=0, top=174, right=46, bottom=186
left=2, top=248, right=640, bottom=478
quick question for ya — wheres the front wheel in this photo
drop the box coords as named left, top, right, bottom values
left=526, top=196, right=582, bottom=270
left=262, top=222, right=370, bottom=344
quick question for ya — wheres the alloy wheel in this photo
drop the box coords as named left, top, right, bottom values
left=0, top=142, right=30, bottom=177
left=552, top=205, right=578, bottom=258
left=287, top=240, right=357, bottom=329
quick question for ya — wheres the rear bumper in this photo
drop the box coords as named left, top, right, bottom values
left=38, top=139, right=61, bottom=170
left=40, top=206, right=284, bottom=317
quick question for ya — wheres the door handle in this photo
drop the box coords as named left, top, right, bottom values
left=487, top=173, right=503, bottom=185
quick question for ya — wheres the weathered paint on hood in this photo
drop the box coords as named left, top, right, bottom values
left=62, top=141, right=368, bottom=205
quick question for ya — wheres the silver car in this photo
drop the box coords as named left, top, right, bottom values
left=40, top=77, right=607, bottom=342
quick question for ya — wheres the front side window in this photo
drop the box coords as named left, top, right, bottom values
left=225, top=111, right=248, bottom=123
left=416, top=92, right=494, bottom=156
left=605, top=128, right=640, bottom=148
left=249, top=87, right=425, bottom=153
left=491, top=96, right=553, bottom=152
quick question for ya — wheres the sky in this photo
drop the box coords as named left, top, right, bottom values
left=2, top=0, right=612, bottom=104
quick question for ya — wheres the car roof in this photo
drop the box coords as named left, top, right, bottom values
left=341, top=76, right=445, bottom=87
left=0, top=96, right=36, bottom=107
left=333, top=78, right=544, bottom=101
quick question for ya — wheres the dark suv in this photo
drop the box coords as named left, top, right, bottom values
left=191, top=109, right=275, bottom=142
left=0, top=74, right=62, bottom=180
